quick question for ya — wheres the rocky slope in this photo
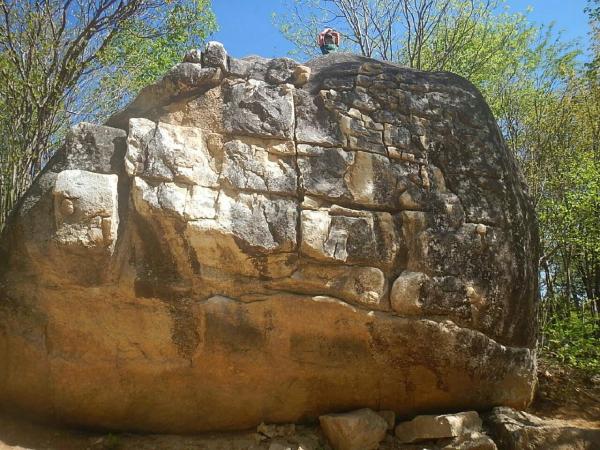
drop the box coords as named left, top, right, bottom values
left=0, top=42, right=538, bottom=433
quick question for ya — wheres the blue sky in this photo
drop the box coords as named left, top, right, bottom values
left=211, top=0, right=592, bottom=59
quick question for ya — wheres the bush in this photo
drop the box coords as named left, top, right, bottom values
left=541, top=305, right=600, bottom=374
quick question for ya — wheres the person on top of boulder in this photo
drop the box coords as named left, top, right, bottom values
left=318, top=28, right=341, bottom=55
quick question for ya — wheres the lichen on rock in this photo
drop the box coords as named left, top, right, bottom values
left=0, top=42, right=539, bottom=433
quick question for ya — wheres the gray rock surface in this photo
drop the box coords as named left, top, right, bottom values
left=62, top=122, right=127, bottom=174
left=440, top=432, right=498, bottom=450
left=484, top=407, right=600, bottom=450
left=202, top=41, right=228, bottom=70
left=0, top=43, right=539, bottom=433
left=376, top=410, right=396, bottom=431
left=223, top=79, right=295, bottom=139
left=183, top=48, right=202, bottom=64
left=395, top=411, right=482, bottom=444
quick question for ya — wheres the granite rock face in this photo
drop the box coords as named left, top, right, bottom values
left=0, top=42, right=538, bottom=433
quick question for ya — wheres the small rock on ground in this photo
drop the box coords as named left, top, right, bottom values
left=319, top=408, right=388, bottom=450
left=395, top=411, right=482, bottom=444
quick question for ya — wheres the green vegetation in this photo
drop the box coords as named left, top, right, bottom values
left=542, top=307, right=600, bottom=373
left=89, top=0, right=216, bottom=120
left=103, top=433, right=122, bottom=450
left=279, top=0, right=600, bottom=372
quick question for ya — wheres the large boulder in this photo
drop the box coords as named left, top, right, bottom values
left=0, top=44, right=538, bottom=433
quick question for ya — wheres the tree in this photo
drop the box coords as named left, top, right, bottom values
left=0, top=0, right=216, bottom=230
left=83, top=0, right=216, bottom=122
left=276, top=0, right=457, bottom=61
left=586, top=0, right=599, bottom=73
left=276, top=0, right=520, bottom=71
left=0, top=0, right=151, bottom=227
left=276, top=0, right=396, bottom=59
left=535, top=75, right=600, bottom=371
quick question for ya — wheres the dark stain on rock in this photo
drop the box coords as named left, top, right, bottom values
left=133, top=212, right=185, bottom=300
left=290, top=333, right=369, bottom=366
left=168, top=298, right=200, bottom=360
left=174, top=220, right=201, bottom=275
left=204, top=309, right=266, bottom=353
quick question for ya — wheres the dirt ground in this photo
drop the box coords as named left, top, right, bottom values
left=530, top=358, right=600, bottom=429
left=0, top=413, right=332, bottom=450
left=1, top=358, right=598, bottom=450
